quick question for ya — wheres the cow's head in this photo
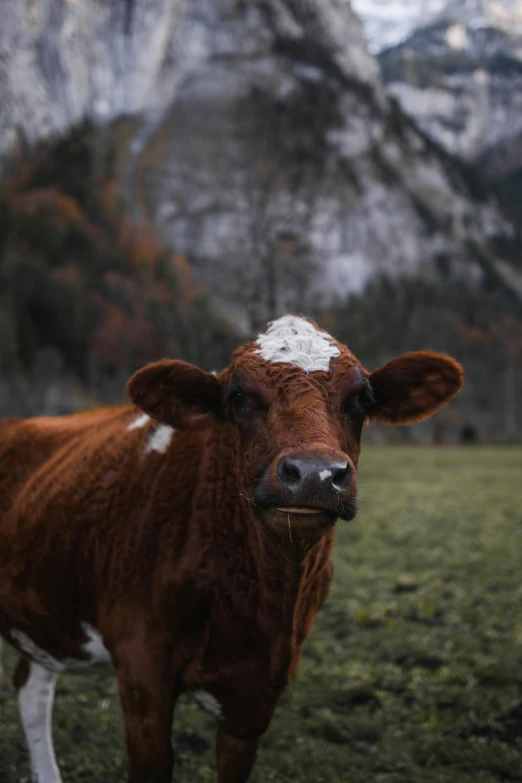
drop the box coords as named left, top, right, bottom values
left=127, top=316, right=463, bottom=535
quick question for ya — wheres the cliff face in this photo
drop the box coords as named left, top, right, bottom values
left=0, top=0, right=520, bottom=322
left=353, top=0, right=522, bottom=53
left=379, top=17, right=522, bottom=168
left=350, top=0, right=449, bottom=52
left=143, top=0, right=520, bottom=316
left=353, top=0, right=522, bottom=260
left=371, top=0, right=522, bottom=228
left=0, top=0, right=379, bottom=159
left=0, top=0, right=186, bottom=161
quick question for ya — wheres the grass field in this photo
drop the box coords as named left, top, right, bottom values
left=1, top=446, right=521, bottom=782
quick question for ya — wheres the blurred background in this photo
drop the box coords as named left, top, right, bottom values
left=1, top=0, right=522, bottom=443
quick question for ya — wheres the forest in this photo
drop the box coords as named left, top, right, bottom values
left=0, top=120, right=520, bottom=441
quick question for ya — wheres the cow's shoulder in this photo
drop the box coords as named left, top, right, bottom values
left=0, top=407, right=143, bottom=517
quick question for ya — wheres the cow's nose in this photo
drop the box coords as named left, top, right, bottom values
left=277, top=457, right=351, bottom=492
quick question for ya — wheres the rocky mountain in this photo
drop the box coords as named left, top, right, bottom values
left=1, top=0, right=521, bottom=327
left=350, top=0, right=449, bottom=52
left=373, top=1, right=522, bottom=222
left=0, top=0, right=188, bottom=171
left=432, top=0, right=522, bottom=33
left=353, top=0, right=522, bottom=53
left=142, top=0, right=522, bottom=319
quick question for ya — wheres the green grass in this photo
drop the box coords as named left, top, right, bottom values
left=1, top=446, right=522, bottom=782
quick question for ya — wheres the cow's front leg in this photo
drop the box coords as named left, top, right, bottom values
left=15, top=656, right=62, bottom=783
left=116, top=647, right=177, bottom=783
left=216, top=724, right=259, bottom=783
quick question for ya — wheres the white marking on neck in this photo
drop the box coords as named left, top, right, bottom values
left=255, top=315, right=341, bottom=373
left=128, top=413, right=150, bottom=431
left=145, top=424, right=174, bottom=455
left=319, top=469, right=333, bottom=481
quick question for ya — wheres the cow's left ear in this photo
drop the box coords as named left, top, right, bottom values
left=126, top=360, right=223, bottom=429
left=368, top=351, right=464, bottom=425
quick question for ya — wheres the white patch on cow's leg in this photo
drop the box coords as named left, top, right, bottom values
left=128, top=413, right=150, bottom=431
left=18, top=662, right=62, bottom=783
left=9, top=627, right=112, bottom=674
left=319, top=469, right=333, bottom=481
left=255, top=315, right=341, bottom=373
left=144, top=424, right=174, bottom=455
left=77, top=624, right=112, bottom=668
left=9, top=631, right=65, bottom=673
left=194, top=690, right=223, bottom=719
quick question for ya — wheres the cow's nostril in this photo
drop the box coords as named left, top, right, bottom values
left=331, top=463, right=351, bottom=490
left=278, top=458, right=302, bottom=487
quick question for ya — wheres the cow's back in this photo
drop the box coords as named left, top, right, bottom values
left=0, top=408, right=133, bottom=531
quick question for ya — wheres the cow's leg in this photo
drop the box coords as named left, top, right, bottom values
left=116, top=650, right=176, bottom=783
left=216, top=725, right=259, bottom=783
left=15, top=656, right=62, bottom=783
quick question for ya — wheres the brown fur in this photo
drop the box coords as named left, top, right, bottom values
left=0, top=320, right=463, bottom=782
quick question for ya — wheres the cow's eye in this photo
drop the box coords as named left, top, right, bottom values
left=343, top=388, right=373, bottom=416
left=228, top=390, right=254, bottom=414
left=230, top=390, right=246, bottom=405
left=343, top=394, right=361, bottom=414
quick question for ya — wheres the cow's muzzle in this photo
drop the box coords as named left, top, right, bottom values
left=278, top=456, right=351, bottom=494
left=253, top=448, right=356, bottom=526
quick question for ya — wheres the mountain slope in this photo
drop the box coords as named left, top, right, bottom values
left=141, top=0, right=521, bottom=320
left=0, top=0, right=521, bottom=326
left=379, top=15, right=522, bottom=163
left=351, top=0, right=448, bottom=52
left=352, top=0, right=522, bottom=52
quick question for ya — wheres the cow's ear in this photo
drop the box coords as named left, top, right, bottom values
left=126, top=360, right=223, bottom=429
left=368, top=351, right=464, bottom=425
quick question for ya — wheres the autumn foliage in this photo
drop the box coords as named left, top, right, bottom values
left=0, top=124, right=238, bottom=411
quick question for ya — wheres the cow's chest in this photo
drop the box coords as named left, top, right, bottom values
left=194, top=657, right=290, bottom=738
left=6, top=624, right=113, bottom=675
left=186, top=618, right=303, bottom=734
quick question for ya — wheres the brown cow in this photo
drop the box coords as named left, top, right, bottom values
left=0, top=315, right=464, bottom=783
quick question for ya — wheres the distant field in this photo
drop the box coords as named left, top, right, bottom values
left=1, top=446, right=521, bottom=782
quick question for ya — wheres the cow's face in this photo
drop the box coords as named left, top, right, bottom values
left=127, top=316, right=464, bottom=534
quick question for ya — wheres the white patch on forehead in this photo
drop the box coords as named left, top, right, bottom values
left=9, top=624, right=112, bottom=674
left=319, top=469, right=332, bottom=481
left=128, top=413, right=150, bottom=431
left=144, top=424, right=174, bottom=455
left=255, top=315, right=341, bottom=373
left=194, top=690, right=223, bottom=719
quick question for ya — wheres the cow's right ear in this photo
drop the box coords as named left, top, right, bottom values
left=126, top=360, right=223, bottom=429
